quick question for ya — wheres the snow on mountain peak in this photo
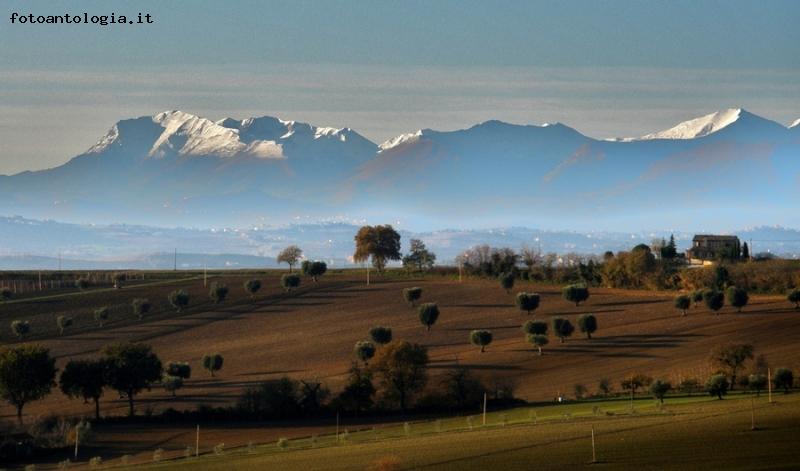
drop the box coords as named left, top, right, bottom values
left=379, top=130, right=424, bottom=151
left=790, top=118, right=800, bottom=129
left=634, top=108, right=744, bottom=140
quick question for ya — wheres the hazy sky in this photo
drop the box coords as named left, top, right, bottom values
left=1, top=0, right=798, bottom=174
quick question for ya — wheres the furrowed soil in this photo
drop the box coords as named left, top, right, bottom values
left=1, top=271, right=799, bottom=468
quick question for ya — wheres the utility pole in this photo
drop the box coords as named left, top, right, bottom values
left=366, top=266, right=370, bottom=285
left=591, top=425, right=597, bottom=463
left=196, top=424, right=200, bottom=458
left=768, top=368, right=773, bottom=403
left=750, top=397, right=756, bottom=431
left=458, top=263, right=463, bottom=283
left=174, top=248, right=177, bottom=271
left=336, top=412, right=340, bottom=442
left=482, top=393, right=487, bottom=426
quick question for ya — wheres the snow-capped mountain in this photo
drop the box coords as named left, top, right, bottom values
left=0, top=109, right=797, bottom=231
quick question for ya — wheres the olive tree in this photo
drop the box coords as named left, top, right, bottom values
left=552, top=317, right=575, bottom=343
left=403, top=287, right=422, bottom=307
left=562, top=284, right=589, bottom=306
left=691, top=290, right=704, bottom=307
left=577, top=314, right=597, bottom=339
left=515, top=292, right=541, bottom=315
left=56, top=315, right=73, bottom=335
left=674, top=295, right=691, bottom=316
left=354, top=341, right=376, bottom=365
left=94, top=306, right=109, bottom=327
left=11, top=320, right=30, bottom=339
left=132, top=298, right=152, bottom=320
left=703, top=290, right=724, bottom=314
left=369, top=326, right=393, bottom=345
left=162, top=375, right=184, bottom=397
left=748, top=374, right=767, bottom=397
left=302, top=261, right=328, bottom=282
left=102, top=343, right=163, bottom=416
left=277, top=245, right=303, bottom=273
left=166, top=361, right=191, bottom=379
left=281, top=274, right=301, bottom=292
left=499, top=273, right=515, bottom=293
left=726, top=287, right=749, bottom=313
left=470, top=330, right=493, bottom=353
left=706, top=374, right=729, bottom=399
left=202, top=353, right=224, bottom=377
left=649, top=379, right=671, bottom=404
left=418, top=303, right=440, bottom=332
left=527, top=334, right=548, bottom=355
left=0, top=345, right=57, bottom=425
left=209, top=282, right=229, bottom=304
left=244, top=279, right=262, bottom=299
left=59, top=359, right=107, bottom=419
left=168, top=290, right=190, bottom=312
left=788, top=289, right=800, bottom=310
left=522, top=320, right=548, bottom=336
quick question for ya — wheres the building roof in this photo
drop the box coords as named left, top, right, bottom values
left=692, top=234, right=740, bottom=242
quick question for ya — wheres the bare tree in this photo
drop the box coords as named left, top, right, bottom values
left=277, top=245, right=303, bottom=273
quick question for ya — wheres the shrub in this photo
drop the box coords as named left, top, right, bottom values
left=577, top=314, right=597, bottom=339
left=552, top=317, right=575, bottom=343
left=281, top=274, right=301, bottom=292
left=469, top=330, right=493, bottom=352
left=209, top=282, right=229, bottom=304
left=562, top=284, right=589, bottom=306
left=93, top=307, right=109, bottom=327
left=418, top=303, right=440, bottom=332
left=703, top=290, right=724, bottom=314
left=706, top=374, right=729, bottom=399
left=725, top=286, right=749, bottom=312
left=369, top=326, right=393, bottom=345
left=499, top=273, right=515, bottom=293
left=527, top=334, right=548, bottom=355
left=132, top=298, right=152, bottom=320
left=773, top=367, right=794, bottom=393
left=674, top=295, right=691, bottom=316
left=168, top=290, right=190, bottom=312
left=522, top=320, right=548, bottom=336
left=515, top=292, right=541, bottom=315
left=402, top=287, right=422, bottom=306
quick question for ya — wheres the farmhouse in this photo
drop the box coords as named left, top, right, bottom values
left=686, top=234, right=740, bottom=264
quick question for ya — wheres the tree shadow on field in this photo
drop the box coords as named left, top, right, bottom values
left=740, top=307, right=799, bottom=315
left=547, top=308, right=625, bottom=316
left=592, top=299, right=665, bottom=307
left=237, top=369, right=305, bottom=377
left=277, top=301, right=334, bottom=307
left=448, top=303, right=513, bottom=309
left=449, top=325, right=520, bottom=331
left=428, top=363, right=522, bottom=371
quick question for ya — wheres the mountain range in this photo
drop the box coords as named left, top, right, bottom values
left=1, top=108, right=798, bottom=232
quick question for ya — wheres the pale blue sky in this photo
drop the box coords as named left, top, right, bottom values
left=1, top=0, right=799, bottom=174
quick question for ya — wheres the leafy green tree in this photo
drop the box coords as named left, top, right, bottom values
left=209, top=282, right=229, bottom=304
left=75, top=278, right=90, bottom=290
left=371, top=341, right=428, bottom=411
left=0, top=345, right=57, bottom=425
left=515, top=292, right=541, bottom=315
left=674, top=295, right=691, bottom=316
left=59, top=359, right=107, bottom=419
left=773, top=368, right=794, bottom=393
left=703, top=290, right=724, bottom=314
left=577, top=314, right=597, bottom=339
left=748, top=374, right=767, bottom=397
left=402, top=239, right=437, bottom=272
left=710, top=344, right=753, bottom=390
left=522, top=320, right=548, bottom=336
left=499, top=272, right=515, bottom=293
left=334, top=362, right=375, bottom=413
left=562, top=284, right=589, bottom=306
left=56, top=315, right=73, bottom=335
left=725, top=287, right=749, bottom=313
left=353, top=225, right=402, bottom=273
left=102, top=343, right=163, bottom=416
left=787, top=289, right=800, bottom=310
left=354, top=341, right=377, bottom=365
left=706, top=374, right=729, bottom=399
left=649, top=379, right=671, bottom=404
left=303, top=261, right=328, bottom=282
left=162, top=375, right=184, bottom=397
left=168, top=290, right=190, bottom=312
left=0, top=288, right=11, bottom=302
left=552, top=317, right=575, bottom=343
left=369, top=326, right=393, bottom=345
left=166, top=361, right=191, bottom=379
left=527, top=334, right=548, bottom=355
left=202, top=353, right=224, bottom=377
left=470, top=330, right=493, bottom=353
left=10, top=320, right=30, bottom=339
left=132, top=298, right=152, bottom=320
left=277, top=245, right=303, bottom=273
left=281, top=274, right=301, bottom=292
left=418, top=303, right=440, bottom=332
left=403, top=287, right=422, bottom=307
left=621, top=374, right=652, bottom=398
left=244, top=279, right=262, bottom=299
left=94, top=306, right=109, bottom=327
